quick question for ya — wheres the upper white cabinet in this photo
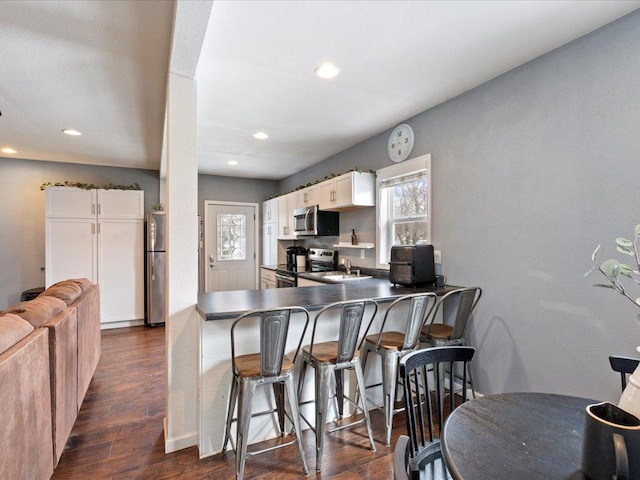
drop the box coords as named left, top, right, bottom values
left=296, top=185, right=319, bottom=208
left=278, top=192, right=296, bottom=239
left=96, top=189, right=144, bottom=219
left=318, top=171, right=375, bottom=210
left=46, top=188, right=96, bottom=218
left=46, top=188, right=144, bottom=219
left=45, top=187, right=144, bottom=327
left=262, top=197, right=278, bottom=224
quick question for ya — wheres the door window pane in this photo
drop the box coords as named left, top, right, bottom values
left=217, top=214, right=247, bottom=261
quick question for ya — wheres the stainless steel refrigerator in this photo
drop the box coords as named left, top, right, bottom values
left=146, top=212, right=166, bottom=326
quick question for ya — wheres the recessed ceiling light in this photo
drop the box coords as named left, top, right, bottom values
left=314, top=62, right=340, bottom=79
left=1, top=147, right=17, bottom=154
left=228, top=160, right=239, bottom=166
left=253, top=131, right=269, bottom=140
left=62, top=129, right=82, bottom=136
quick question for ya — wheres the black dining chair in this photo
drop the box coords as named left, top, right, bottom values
left=393, top=346, right=475, bottom=480
left=609, top=355, right=640, bottom=391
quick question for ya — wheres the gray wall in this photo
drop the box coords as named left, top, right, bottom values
left=198, top=174, right=278, bottom=219
left=281, top=11, right=640, bottom=402
left=0, top=157, right=160, bottom=308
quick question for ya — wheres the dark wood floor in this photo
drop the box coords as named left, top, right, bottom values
left=52, top=325, right=414, bottom=479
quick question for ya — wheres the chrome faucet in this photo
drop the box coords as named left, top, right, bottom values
left=344, top=258, right=351, bottom=275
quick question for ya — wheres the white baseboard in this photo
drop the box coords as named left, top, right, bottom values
left=163, top=417, right=198, bottom=453
left=100, top=319, right=145, bottom=330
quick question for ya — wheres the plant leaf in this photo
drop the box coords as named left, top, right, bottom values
left=617, top=246, right=635, bottom=256
left=635, top=224, right=640, bottom=238
left=619, top=264, right=634, bottom=278
left=636, top=298, right=640, bottom=306
left=616, top=237, right=633, bottom=248
left=592, top=284, right=615, bottom=289
left=637, top=313, right=640, bottom=328
left=600, top=259, right=621, bottom=281
left=592, top=244, right=601, bottom=262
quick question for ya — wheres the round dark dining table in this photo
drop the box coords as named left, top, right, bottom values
left=441, top=392, right=596, bottom=480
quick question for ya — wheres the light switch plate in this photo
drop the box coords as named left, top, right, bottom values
left=434, top=250, right=442, bottom=264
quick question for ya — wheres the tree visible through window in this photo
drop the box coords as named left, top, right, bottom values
left=217, top=214, right=247, bottom=261
left=391, top=178, right=428, bottom=245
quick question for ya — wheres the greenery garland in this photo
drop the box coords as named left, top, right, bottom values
left=40, top=181, right=141, bottom=191
left=266, top=167, right=376, bottom=200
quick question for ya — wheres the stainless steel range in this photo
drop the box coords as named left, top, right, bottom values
left=274, top=248, right=337, bottom=288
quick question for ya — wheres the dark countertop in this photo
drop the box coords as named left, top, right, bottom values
left=197, top=279, right=460, bottom=320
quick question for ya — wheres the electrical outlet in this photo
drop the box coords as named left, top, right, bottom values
left=434, top=250, right=442, bottom=264
left=360, top=249, right=365, bottom=259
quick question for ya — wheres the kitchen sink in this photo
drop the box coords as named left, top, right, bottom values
left=321, top=273, right=372, bottom=281
left=324, top=274, right=372, bottom=281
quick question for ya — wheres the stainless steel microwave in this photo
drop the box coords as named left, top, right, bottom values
left=293, top=205, right=339, bottom=236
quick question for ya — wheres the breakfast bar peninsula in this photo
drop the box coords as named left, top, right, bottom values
left=196, top=279, right=457, bottom=458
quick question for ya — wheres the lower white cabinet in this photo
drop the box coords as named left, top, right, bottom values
left=297, top=277, right=326, bottom=287
left=97, top=219, right=144, bottom=323
left=260, top=268, right=276, bottom=289
left=262, top=223, right=277, bottom=267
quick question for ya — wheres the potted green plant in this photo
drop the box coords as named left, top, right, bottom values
left=586, top=224, right=640, bottom=417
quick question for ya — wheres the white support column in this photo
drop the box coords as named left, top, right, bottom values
left=164, top=72, right=199, bottom=453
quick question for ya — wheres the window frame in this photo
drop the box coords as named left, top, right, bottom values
left=376, top=154, right=432, bottom=269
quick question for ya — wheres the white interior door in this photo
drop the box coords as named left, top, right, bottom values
left=204, top=202, right=258, bottom=292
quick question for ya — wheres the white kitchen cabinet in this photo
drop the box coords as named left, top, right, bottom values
left=260, top=268, right=276, bottom=289
left=278, top=192, right=296, bottom=239
left=297, top=277, right=326, bottom=287
left=45, top=187, right=144, bottom=327
left=262, top=198, right=279, bottom=266
left=261, top=222, right=278, bottom=266
left=318, top=171, right=375, bottom=210
left=296, top=185, right=319, bottom=208
left=262, top=197, right=278, bottom=224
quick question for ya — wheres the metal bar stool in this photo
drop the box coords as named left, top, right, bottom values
left=296, top=299, right=378, bottom=471
left=222, top=307, right=310, bottom=480
left=420, top=287, right=482, bottom=398
left=360, top=292, right=438, bottom=445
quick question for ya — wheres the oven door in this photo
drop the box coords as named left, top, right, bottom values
left=275, top=273, right=296, bottom=288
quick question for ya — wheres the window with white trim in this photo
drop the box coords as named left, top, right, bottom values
left=376, top=155, right=432, bottom=268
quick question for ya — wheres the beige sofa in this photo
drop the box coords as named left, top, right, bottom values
left=1, top=278, right=100, bottom=475
left=0, top=313, right=54, bottom=480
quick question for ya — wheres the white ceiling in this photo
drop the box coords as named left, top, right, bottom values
left=0, top=1, right=638, bottom=179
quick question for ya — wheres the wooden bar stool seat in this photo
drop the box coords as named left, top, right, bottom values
left=302, top=341, right=360, bottom=364
left=234, top=353, right=294, bottom=378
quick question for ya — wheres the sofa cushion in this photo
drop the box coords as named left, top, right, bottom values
left=5, top=296, right=67, bottom=328
left=38, top=278, right=91, bottom=305
left=0, top=314, right=34, bottom=355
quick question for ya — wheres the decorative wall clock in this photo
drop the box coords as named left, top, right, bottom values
left=387, top=123, right=415, bottom=162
